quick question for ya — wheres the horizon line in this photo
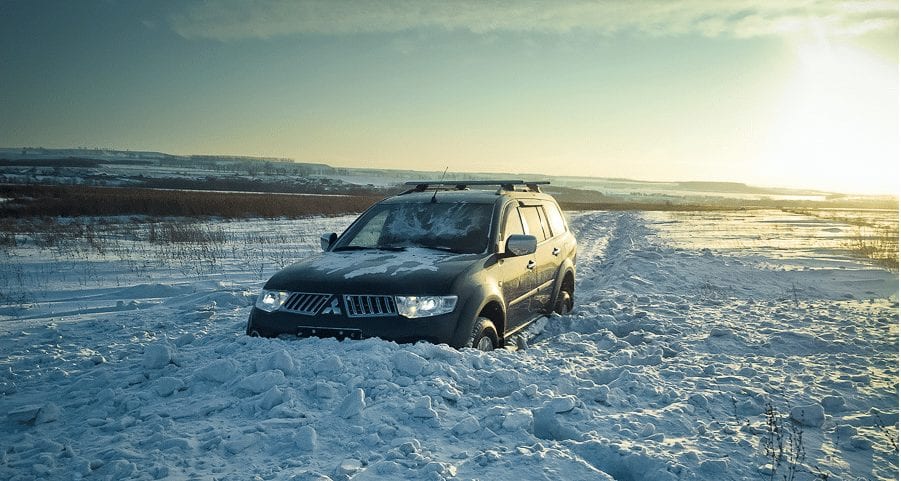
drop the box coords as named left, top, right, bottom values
left=2, top=145, right=897, bottom=198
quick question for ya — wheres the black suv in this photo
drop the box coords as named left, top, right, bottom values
left=246, top=180, right=577, bottom=350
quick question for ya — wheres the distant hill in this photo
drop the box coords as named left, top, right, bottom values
left=1, top=146, right=896, bottom=210
left=0, top=147, right=334, bottom=175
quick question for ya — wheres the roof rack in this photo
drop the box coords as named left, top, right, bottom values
left=401, top=180, right=550, bottom=195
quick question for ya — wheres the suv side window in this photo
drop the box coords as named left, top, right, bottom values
left=543, top=202, right=567, bottom=237
left=520, top=206, right=548, bottom=242
left=502, top=206, right=525, bottom=239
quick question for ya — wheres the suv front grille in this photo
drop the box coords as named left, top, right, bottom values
left=344, top=295, right=397, bottom=317
left=281, top=292, right=332, bottom=315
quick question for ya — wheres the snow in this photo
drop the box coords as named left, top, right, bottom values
left=0, top=210, right=898, bottom=480
left=334, top=388, right=366, bottom=419
left=141, top=343, right=173, bottom=370
left=790, top=404, right=826, bottom=427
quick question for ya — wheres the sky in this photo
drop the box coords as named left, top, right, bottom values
left=0, top=1, right=897, bottom=195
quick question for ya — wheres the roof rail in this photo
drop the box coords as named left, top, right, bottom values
left=401, top=180, right=550, bottom=194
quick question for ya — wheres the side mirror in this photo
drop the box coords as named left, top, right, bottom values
left=320, top=232, right=338, bottom=251
left=504, top=234, right=537, bottom=257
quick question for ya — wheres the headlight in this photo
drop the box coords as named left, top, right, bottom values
left=395, top=296, right=457, bottom=318
left=255, top=290, right=289, bottom=312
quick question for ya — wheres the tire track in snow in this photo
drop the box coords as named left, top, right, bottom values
left=567, top=211, right=669, bottom=302
left=566, top=210, right=619, bottom=283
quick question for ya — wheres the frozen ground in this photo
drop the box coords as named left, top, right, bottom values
left=0, top=210, right=897, bottom=481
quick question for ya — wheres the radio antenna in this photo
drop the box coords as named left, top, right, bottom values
left=431, top=166, right=448, bottom=203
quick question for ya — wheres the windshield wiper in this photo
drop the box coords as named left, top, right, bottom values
left=332, top=245, right=407, bottom=252
left=419, top=245, right=466, bottom=254
left=376, top=245, right=407, bottom=251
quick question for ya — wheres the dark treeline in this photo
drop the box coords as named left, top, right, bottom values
left=0, top=184, right=383, bottom=219
left=0, top=158, right=107, bottom=168
left=135, top=176, right=396, bottom=196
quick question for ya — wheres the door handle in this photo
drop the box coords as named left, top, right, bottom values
left=552, top=247, right=561, bottom=256
left=526, top=260, right=536, bottom=270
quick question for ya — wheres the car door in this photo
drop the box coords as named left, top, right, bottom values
left=519, top=205, right=557, bottom=313
left=497, top=205, right=535, bottom=330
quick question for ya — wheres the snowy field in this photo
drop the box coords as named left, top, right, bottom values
left=0, top=210, right=897, bottom=481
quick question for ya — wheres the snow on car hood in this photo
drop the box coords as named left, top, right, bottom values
left=265, top=248, right=482, bottom=294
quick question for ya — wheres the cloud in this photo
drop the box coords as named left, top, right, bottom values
left=168, top=0, right=898, bottom=41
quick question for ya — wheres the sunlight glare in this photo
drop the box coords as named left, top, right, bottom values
left=760, top=41, right=898, bottom=194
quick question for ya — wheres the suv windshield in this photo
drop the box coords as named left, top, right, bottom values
left=335, top=202, right=493, bottom=254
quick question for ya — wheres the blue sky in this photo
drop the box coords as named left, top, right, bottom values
left=0, top=1, right=897, bottom=194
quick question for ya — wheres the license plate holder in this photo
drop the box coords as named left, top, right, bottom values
left=297, top=326, right=363, bottom=340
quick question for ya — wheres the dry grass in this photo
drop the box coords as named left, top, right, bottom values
left=0, top=184, right=382, bottom=219
left=148, top=223, right=228, bottom=244
left=847, top=225, right=899, bottom=271
left=0, top=217, right=323, bottom=295
left=785, top=208, right=899, bottom=271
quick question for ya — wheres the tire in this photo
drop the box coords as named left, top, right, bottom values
left=245, top=318, right=262, bottom=337
left=553, top=285, right=574, bottom=315
left=468, top=317, right=499, bottom=351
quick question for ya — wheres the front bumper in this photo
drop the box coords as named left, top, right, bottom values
left=246, top=307, right=464, bottom=346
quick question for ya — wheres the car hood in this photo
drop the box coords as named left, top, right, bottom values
left=264, top=248, right=485, bottom=294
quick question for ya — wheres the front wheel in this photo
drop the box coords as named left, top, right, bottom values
left=468, top=317, right=498, bottom=351
left=554, top=286, right=574, bottom=315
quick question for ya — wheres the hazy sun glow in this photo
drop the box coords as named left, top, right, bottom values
left=760, top=40, right=898, bottom=194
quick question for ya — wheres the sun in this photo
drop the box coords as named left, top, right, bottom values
left=759, top=40, right=898, bottom=194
